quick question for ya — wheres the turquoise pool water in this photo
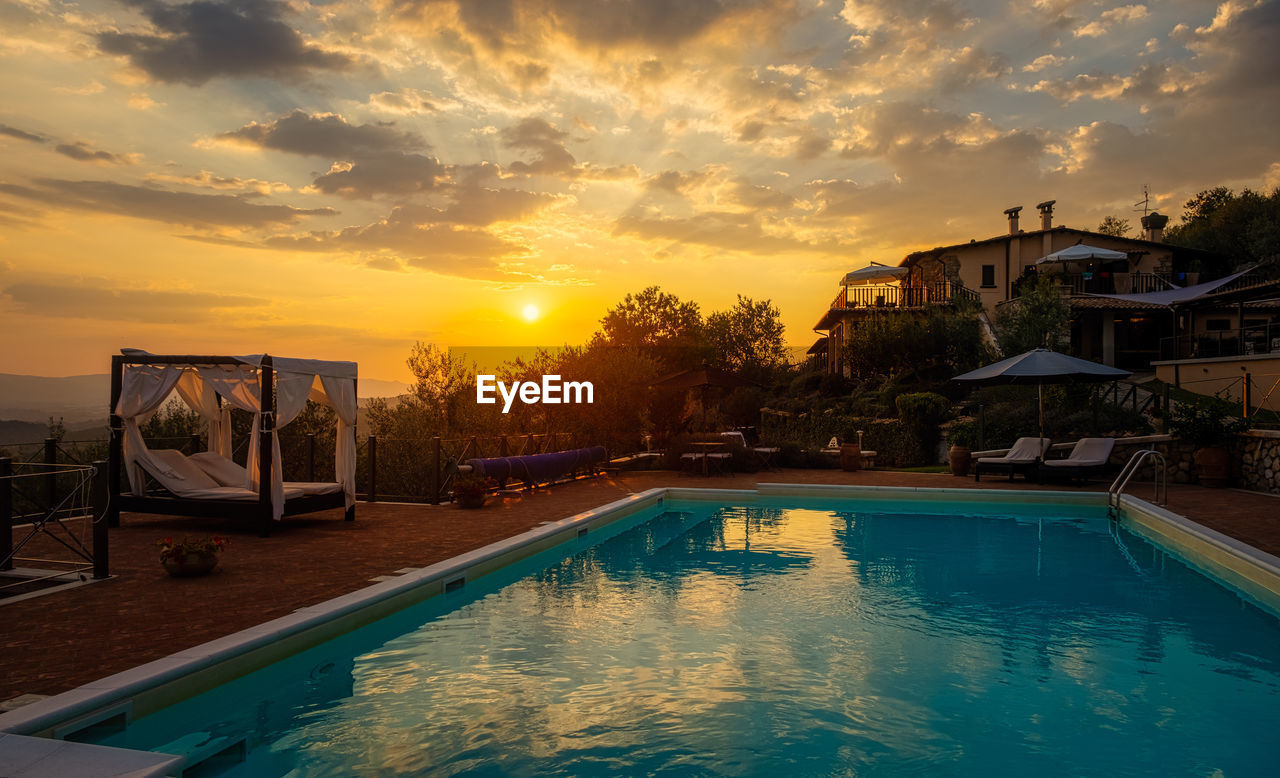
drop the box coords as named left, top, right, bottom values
left=96, top=498, right=1280, bottom=776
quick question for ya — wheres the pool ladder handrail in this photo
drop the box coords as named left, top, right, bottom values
left=1108, top=449, right=1167, bottom=514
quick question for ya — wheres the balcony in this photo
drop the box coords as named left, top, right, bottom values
left=828, top=281, right=979, bottom=311
left=1159, top=324, right=1280, bottom=361
left=1025, top=271, right=1178, bottom=297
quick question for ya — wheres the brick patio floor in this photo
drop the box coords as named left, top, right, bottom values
left=4, top=468, right=1278, bottom=703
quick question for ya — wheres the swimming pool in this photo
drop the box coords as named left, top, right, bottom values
left=29, top=489, right=1280, bottom=776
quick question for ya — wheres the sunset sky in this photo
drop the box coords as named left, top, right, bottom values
left=2, top=0, right=1278, bottom=381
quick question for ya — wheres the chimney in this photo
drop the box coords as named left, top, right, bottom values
left=1036, top=199, right=1056, bottom=230
left=1004, top=206, right=1022, bottom=235
left=1141, top=212, right=1169, bottom=242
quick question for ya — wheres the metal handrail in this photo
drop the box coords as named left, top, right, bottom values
left=1108, top=448, right=1167, bottom=515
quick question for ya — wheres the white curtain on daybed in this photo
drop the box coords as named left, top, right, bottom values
left=115, top=353, right=358, bottom=520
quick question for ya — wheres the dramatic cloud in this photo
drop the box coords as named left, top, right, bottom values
left=265, top=204, right=528, bottom=278
left=0, top=124, right=46, bottom=143
left=1075, top=4, right=1149, bottom=38
left=3, top=278, right=265, bottom=322
left=54, top=141, right=136, bottom=164
left=0, top=179, right=333, bottom=228
left=217, top=110, right=427, bottom=157
left=311, top=152, right=447, bottom=198
left=395, top=0, right=784, bottom=52
left=96, top=0, right=354, bottom=85
left=500, top=117, right=638, bottom=179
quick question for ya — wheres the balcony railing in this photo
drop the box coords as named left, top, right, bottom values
left=829, top=282, right=978, bottom=310
left=1037, top=271, right=1176, bottom=297
left=1160, top=324, right=1280, bottom=361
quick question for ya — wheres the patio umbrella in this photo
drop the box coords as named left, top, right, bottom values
left=841, top=262, right=909, bottom=286
left=952, top=348, right=1131, bottom=437
left=1034, top=243, right=1129, bottom=266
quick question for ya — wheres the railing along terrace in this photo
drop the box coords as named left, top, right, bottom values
left=1160, top=324, right=1280, bottom=361
left=357, top=431, right=597, bottom=505
left=831, top=281, right=975, bottom=310
left=1050, top=271, right=1176, bottom=297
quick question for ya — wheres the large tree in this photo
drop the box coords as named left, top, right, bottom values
left=1165, top=186, right=1280, bottom=268
left=597, top=286, right=705, bottom=368
left=705, top=295, right=788, bottom=378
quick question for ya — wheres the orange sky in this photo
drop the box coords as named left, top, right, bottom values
left=3, top=0, right=1278, bottom=381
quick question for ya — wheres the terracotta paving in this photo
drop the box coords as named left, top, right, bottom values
left=4, top=467, right=1279, bottom=703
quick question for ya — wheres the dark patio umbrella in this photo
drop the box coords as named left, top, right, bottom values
left=952, top=348, right=1131, bottom=437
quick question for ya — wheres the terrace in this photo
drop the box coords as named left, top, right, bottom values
left=4, top=467, right=1280, bottom=704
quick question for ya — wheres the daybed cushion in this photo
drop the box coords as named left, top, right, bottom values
left=146, top=449, right=222, bottom=493
left=142, top=451, right=307, bottom=501
left=190, top=451, right=249, bottom=488
left=283, top=481, right=343, bottom=495
left=191, top=451, right=342, bottom=495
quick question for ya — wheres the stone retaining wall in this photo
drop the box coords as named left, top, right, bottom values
left=1238, top=430, right=1280, bottom=494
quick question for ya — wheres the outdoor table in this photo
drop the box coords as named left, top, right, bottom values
left=688, top=441, right=728, bottom=476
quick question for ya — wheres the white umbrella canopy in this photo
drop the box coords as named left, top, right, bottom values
left=952, top=348, right=1132, bottom=438
left=841, top=263, right=908, bottom=286
left=1035, top=244, right=1129, bottom=266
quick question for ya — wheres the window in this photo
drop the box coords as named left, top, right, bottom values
left=980, top=264, right=995, bottom=288
left=1205, top=319, right=1231, bottom=331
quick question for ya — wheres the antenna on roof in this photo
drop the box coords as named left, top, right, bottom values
left=1133, top=184, right=1150, bottom=216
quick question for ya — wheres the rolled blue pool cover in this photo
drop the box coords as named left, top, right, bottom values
left=467, top=446, right=607, bottom=483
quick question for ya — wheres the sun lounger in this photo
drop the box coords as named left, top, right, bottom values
left=974, top=437, right=1050, bottom=482
left=1039, top=437, right=1116, bottom=483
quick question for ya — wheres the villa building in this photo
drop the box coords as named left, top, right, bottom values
left=815, top=201, right=1280, bottom=375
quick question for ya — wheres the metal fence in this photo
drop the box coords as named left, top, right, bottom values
left=1160, top=324, right=1280, bottom=361
left=0, top=429, right=600, bottom=515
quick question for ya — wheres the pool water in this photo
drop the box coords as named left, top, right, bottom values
left=97, top=500, right=1280, bottom=776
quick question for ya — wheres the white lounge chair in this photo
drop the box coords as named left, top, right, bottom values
left=974, top=437, right=1050, bottom=482
left=1039, top=437, right=1116, bottom=483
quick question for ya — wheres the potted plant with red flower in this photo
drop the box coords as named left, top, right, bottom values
left=451, top=472, right=491, bottom=509
left=157, top=536, right=228, bottom=577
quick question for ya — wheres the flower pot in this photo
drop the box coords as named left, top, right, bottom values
left=162, top=550, right=219, bottom=577
left=948, top=445, right=972, bottom=477
left=840, top=444, right=862, bottom=472
left=1194, top=445, right=1231, bottom=488
left=456, top=492, right=486, bottom=509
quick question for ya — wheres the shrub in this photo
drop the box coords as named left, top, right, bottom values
left=1167, top=393, right=1248, bottom=447
left=946, top=419, right=977, bottom=448
left=818, top=372, right=852, bottom=397
left=790, top=372, right=824, bottom=396
left=895, top=391, right=952, bottom=454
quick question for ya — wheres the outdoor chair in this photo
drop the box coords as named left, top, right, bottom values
left=973, top=437, right=1051, bottom=482
left=1038, top=437, right=1116, bottom=484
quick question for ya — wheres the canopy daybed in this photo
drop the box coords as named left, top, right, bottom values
left=107, top=351, right=357, bottom=535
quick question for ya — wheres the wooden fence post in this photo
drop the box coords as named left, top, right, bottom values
left=44, top=437, right=57, bottom=514
left=307, top=433, right=316, bottom=481
left=91, top=460, right=109, bottom=579
left=429, top=437, right=441, bottom=505
left=1, top=457, right=11, bottom=572
left=1243, top=372, right=1252, bottom=418
left=368, top=435, right=378, bottom=503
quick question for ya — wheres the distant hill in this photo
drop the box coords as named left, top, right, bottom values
left=0, top=372, right=412, bottom=435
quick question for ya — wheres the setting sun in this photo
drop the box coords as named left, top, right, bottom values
left=522, top=304, right=540, bottom=323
